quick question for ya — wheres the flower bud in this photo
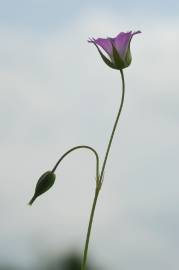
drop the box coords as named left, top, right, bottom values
left=28, top=171, right=56, bottom=205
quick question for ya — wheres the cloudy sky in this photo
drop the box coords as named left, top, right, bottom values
left=0, top=1, right=179, bottom=270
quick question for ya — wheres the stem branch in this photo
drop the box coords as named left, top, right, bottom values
left=52, top=145, right=99, bottom=183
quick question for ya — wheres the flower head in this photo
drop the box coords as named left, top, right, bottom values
left=88, top=31, right=141, bottom=70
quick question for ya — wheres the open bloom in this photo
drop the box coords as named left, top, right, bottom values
left=88, top=31, right=141, bottom=70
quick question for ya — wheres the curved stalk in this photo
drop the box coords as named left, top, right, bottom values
left=52, top=145, right=99, bottom=184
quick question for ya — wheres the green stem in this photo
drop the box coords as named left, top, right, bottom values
left=100, top=69, right=125, bottom=183
left=52, top=145, right=99, bottom=183
left=81, top=70, right=125, bottom=270
left=81, top=187, right=100, bottom=270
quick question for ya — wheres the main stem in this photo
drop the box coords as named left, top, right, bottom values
left=81, top=69, right=125, bottom=270
left=100, top=69, right=125, bottom=182
left=81, top=186, right=100, bottom=270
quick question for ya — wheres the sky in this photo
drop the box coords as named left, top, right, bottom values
left=0, top=1, right=179, bottom=270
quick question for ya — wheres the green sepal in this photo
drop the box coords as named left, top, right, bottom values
left=93, top=43, right=116, bottom=69
left=112, top=45, right=125, bottom=70
left=125, top=45, right=132, bottom=67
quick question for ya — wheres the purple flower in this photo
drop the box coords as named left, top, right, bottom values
left=88, top=31, right=141, bottom=70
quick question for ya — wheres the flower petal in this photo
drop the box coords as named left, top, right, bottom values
left=88, top=37, right=113, bottom=57
left=113, top=31, right=141, bottom=59
left=88, top=38, right=116, bottom=69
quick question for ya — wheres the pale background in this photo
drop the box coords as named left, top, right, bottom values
left=0, top=0, right=179, bottom=269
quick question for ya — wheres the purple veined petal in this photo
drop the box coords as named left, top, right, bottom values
left=88, top=38, right=117, bottom=69
left=113, top=31, right=141, bottom=59
left=88, top=37, right=113, bottom=57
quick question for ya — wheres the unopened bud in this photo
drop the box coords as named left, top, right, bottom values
left=28, top=171, right=56, bottom=205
